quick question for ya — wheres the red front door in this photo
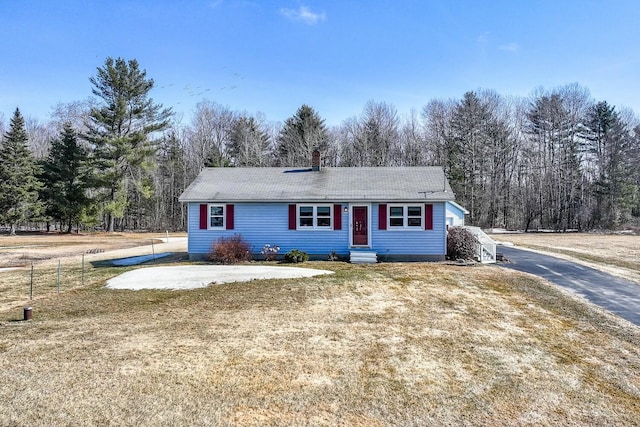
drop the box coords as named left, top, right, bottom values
left=352, top=206, right=368, bottom=246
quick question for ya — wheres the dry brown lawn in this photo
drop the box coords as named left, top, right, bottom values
left=491, top=232, right=640, bottom=283
left=0, top=232, right=187, bottom=312
left=0, top=232, right=179, bottom=268
left=1, top=257, right=639, bottom=425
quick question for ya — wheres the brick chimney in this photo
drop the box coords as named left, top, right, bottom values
left=311, top=148, right=321, bottom=171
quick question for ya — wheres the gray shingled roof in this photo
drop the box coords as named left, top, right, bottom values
left=179, top=166, right=455, bottom=203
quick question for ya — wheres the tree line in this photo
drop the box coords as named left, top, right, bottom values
left=1, top=57, right=639, bottom=234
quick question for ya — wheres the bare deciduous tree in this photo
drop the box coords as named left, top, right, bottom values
left=227, top=113, right=272, bottom=167
left=421, top=99, right=454, bottom=168
left=25, top=117, right=55, bottom=160
left=186, top=100, right=236, bottom=169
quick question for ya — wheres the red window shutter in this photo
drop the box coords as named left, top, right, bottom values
left=425, top=204, right=433, bottom=230
left=334, top=204, right=342, bottom=230
left=378, top=204, right=387, bottom=230
left=226, top=204, right=234, bottom=230
left=288, top=204, right=296, bottom=230
left=199, top=204, right=208, bottom=229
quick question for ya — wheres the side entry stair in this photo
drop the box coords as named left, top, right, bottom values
left=463, top=226, right=497, bottom=264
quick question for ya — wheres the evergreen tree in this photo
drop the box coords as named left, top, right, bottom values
left=85, top=57, right=172, bottom=231
left=0, top=109, right=43, bottom=234
left=442, top=91, right=517, bottom=228
left=276, top=105, right=328, bottom=166
left=585, top=102, right=635, bottom=227
left=447, top=92, right=493, bottom=225
left=41, top=123, right=92, bottom=233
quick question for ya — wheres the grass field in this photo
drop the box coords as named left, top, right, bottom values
left=491, top=232, right=640, bottom=284
left=0, top=232, right=173, bottom=268
left=0, top=232, right=187, bottom=312
left=1, top=232, right=640, bottom=425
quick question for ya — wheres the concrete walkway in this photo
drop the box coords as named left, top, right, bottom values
left=498, top=245, right=640, bottom=326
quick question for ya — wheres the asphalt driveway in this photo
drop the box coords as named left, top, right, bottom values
left=498, top=245, right=640, bottom=326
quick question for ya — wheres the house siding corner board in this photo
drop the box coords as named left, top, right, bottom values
left=187, top=202, right=447, bottom=259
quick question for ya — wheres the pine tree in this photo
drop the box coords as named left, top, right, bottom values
left=585, top=102, right=635, bottom=227
left=41, top=123, right=92, bottom=233
left=85, top=57, right=172, bottom=231
left=276, top=105, right=328, bottom=167
left=0, top=109, right=43, bottom=235
left=447, top=92, right=493, bottom=225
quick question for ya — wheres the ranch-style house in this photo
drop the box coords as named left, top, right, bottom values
left=179, top=151, right=466, bottom=262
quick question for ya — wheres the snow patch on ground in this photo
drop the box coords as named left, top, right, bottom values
left=105, top=265, right=334, bottom=290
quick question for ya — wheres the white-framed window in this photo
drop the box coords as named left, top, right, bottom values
left=298, top=204, right=332, bottom=229
left=208, top=204, right=225, bottom=229
left=388, top=204, right=423, bottom=229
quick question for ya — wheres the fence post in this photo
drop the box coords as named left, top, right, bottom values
left=30, top=263, right=34, bottom=300
left=57, top=259, right=61, bottom=293
left=82, top=253, right=85, bottom=286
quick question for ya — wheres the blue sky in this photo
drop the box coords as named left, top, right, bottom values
left=1, top=1, right=639, bottom=127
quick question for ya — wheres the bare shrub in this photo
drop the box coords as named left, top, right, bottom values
left=208, top=234, right=252, bottom=264
left=447, top=227, right=478, bottom=260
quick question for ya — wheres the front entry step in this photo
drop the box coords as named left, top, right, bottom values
left=350, top=251, right=377, bottom=264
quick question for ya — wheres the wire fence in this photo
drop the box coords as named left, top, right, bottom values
left=1, top=254, right=118, bottom=313
left=25, top=255, right=88, bottom=300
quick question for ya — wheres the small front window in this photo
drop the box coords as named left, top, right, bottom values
left=298, top=205, right=333, bottom=229
left=407, top=206, right=423, bottom=227
left=317, top=206, right=331, bottom=227
left=299, top=206, right=314, bottom=227
left=209, top=205, right=225, bottom=229
left=389, top=206, right=404, bottom=227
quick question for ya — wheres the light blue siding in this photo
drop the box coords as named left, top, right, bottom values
left=187, top=202, right=447, bottom=260
left=445, top=201, right=467, bottom=226
left=188, top=203, right=350, bottom=257
left=371, top=202, right=446, bottom=257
